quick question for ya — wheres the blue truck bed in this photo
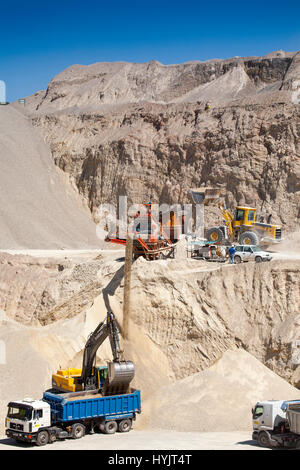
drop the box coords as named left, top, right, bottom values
left=43, top=389, right=141, bottom=423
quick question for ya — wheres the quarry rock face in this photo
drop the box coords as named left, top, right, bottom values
left=17, top=50, right=300, bottom=233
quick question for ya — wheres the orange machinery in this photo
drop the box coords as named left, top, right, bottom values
left=105, top=203, right=180, bottom=260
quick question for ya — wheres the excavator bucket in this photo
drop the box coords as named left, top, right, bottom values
left=104, top=360, right=135, bottom=395
left=189, top=187, right=222, bottom=205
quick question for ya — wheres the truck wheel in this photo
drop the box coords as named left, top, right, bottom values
left=104, top=420, right=118, bottom=434
left=255, top=256, right=262, bottom=263
left=118, top=419, right=132, bottom=433
left=71, top=423, right=85, bottom=439
left=257, top=431, right=271, bottom=448
left=36, top=430, right=49, bottom=446
left=206, top=227, right=224, bottom=243
left=239, top=231, right=259, bottom=245
left=234, top=255, right=242, bottom=264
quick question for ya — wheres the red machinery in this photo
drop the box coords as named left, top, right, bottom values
left=105, top=203, right=178, bottom=261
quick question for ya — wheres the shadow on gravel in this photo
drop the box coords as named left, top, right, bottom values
left=0, top=437, right=33, bottom=448
left=237, top=439, right=286, bottom=450
left=236, top=439, right=260, bottom=448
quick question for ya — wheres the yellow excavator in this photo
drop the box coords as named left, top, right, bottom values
left=51, top=311, right=135, bottom=395
left=189, top=187, right=282, bottom=246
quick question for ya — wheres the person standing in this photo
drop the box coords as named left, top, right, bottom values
left=228, top=244, right=236, bottom=264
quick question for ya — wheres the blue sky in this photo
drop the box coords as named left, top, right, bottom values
left=0, top=0, right=299, bottom=102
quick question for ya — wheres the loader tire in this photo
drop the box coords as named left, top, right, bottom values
left=239, top=231, right=259, bottom=246
left=206, top=227, right=224, bottom=243
left=257, top=431, right=271, bottom=448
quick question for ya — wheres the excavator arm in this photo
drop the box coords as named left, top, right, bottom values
left=80, top=311, right=135, bottom=393
left=80, top=319, right=109, bottom=389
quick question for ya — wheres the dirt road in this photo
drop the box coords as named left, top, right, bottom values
left=0, top=430, right=263, bottom=450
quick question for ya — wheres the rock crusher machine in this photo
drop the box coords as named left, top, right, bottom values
left=105, top=202, right=183, bottom=260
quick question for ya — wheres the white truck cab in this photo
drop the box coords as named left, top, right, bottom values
left=252, top=400, right=286, bottom=434
left=6, top=398, right=51, bottom=443
left=252, top=399, right=300, bottom=448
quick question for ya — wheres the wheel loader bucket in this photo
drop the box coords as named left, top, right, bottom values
left=104, top=360, right=135, bottom=395
left=189, top=187, right=222, bottom=205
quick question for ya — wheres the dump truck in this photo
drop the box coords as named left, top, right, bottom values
left=5, top=310, right=141, bottom=446
left=189, top=187, right=282, bottom=246
left=252, top=400, right=300, bottom=448
left=5, top=388, right=141, bottom=446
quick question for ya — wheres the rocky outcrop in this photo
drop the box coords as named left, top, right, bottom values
left=15, top=50, right=300, bottom=234
left=29, top=101, right=300, bottom=231
left=0, top=252, right=107, bottom=325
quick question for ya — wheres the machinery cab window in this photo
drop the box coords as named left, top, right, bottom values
left=248, top=210, right=255, bottom=222
left=99, top=366, right=109, bottom=388
left=235, top=209, right=245, bottom=222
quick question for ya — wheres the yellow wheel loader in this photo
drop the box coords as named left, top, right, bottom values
left=189, top=188, right=282, bottom=246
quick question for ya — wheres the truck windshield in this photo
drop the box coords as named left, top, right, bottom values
left=253, top=406, right=264, bottom=419
left=7, top=406, right=32, bottom=421
left=250, top=246, right=260, bottom=252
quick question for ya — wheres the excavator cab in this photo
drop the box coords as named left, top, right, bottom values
left=98, top=366, right=109, bottom=388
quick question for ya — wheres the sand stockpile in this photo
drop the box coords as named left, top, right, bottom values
left=138, top=349, right=300, bottom=432
left=0, top=105, right=100, bottom=249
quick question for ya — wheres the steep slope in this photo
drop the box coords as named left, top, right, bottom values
left=0, top=106, right=101, bottom=249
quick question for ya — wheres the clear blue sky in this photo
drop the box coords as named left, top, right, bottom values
left=1, top=0, right=299, bottom=102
